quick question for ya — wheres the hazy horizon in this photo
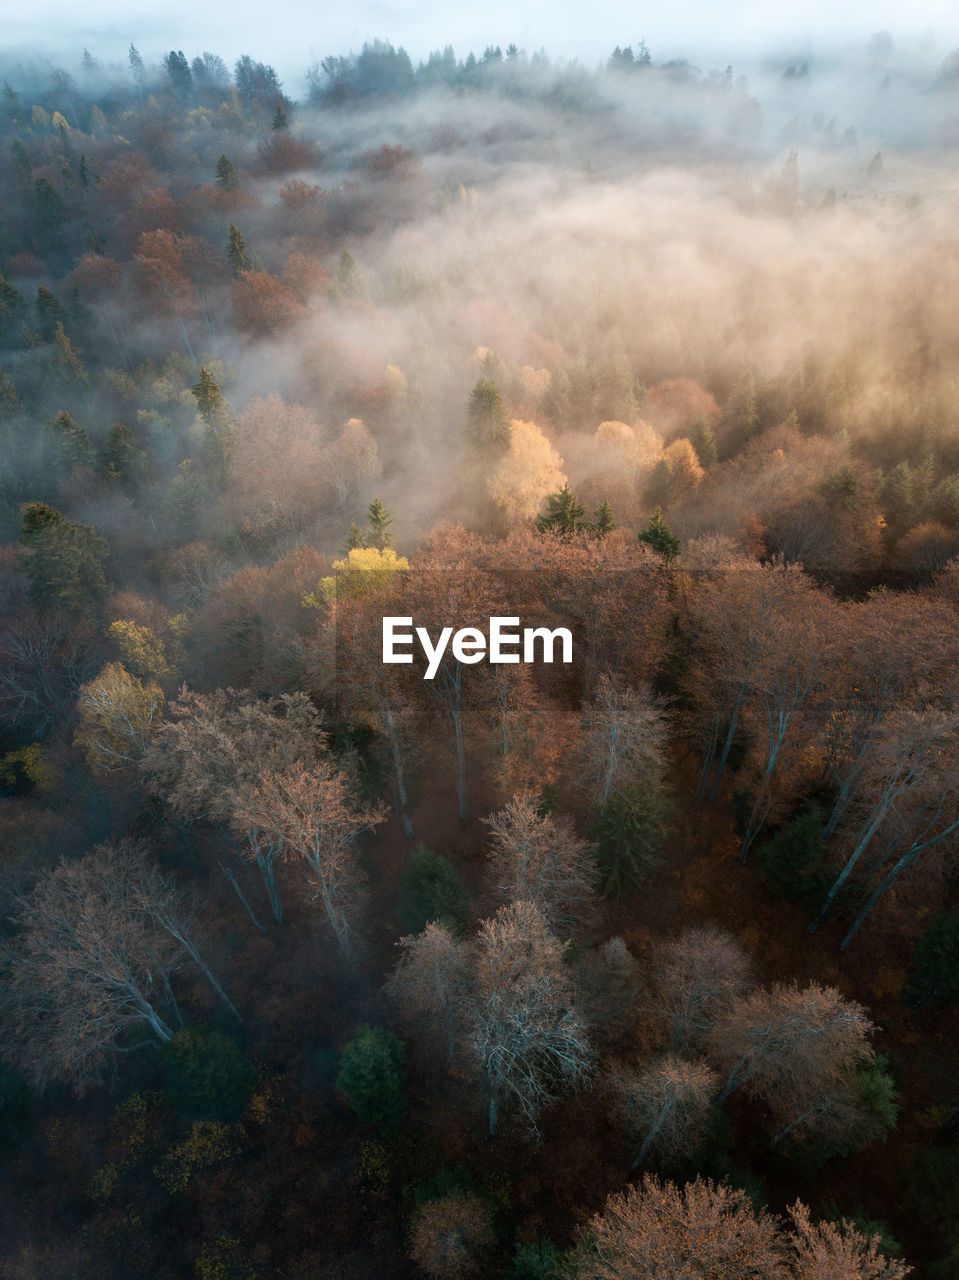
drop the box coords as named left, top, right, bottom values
left=5, top=0, right=959, bottom=90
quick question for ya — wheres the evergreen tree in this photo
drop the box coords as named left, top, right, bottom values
left=591, top=497, right=618, bottom=536
left=336, top=1026, right=406, bottom=1129
left=271, top=105, right=288, bottom=130
left=638, top=507, right=681, bottom=562
left=215, top=155, right=239, bottom=191
left=466, top=377, right=510, bottom=451
left=17, top=501, right=109, bottom=613
left=48, top=410, right=93, bottom=470
left=227, top=223, right=251, bottom=275
left=164, top=50, right=193, bottom=99
left=366, top=496, right=394, bottom=549
left=35, top=286, right=65, bottom=342
left=689, top=414, right=718, bottom=467
left=535, top=482, right=586, bottom=534
left=129, top=44, right=147, bottom=97
left=191, top=366, right=233, bottom=482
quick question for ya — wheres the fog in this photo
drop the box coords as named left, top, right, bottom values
left=6, top=1, right=959, bottom=85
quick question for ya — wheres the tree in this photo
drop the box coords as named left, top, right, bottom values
left=575, top=1175, right=789, bottom=1279
left=467, top=900, right=594, bottom=1137
left=534, top=482, right=586, bottom=534
left=163, top=1027, right=253, bottom=1123
left=398, top=845, right=466, bottom=934
left=788, top=1202, right=910, bottom=1280
left=16, top=501, right=109, bottom=613
left=484, top=791, right=599, bottom=934
left=814, top=707, right=959, bottom=949
left=2, top=840, right=237, bottom=1092
left=74, top=661, right=164, bottom=773
left=488, top=420, right=566, bottom=525
left=638, top=507, right=681, bottom=562
left=647, top=925, right=754, bottom=1054
left=408, top=1192, right=495, bottom=1279
left=232, top=762, right=386, bottom=959
left=591, top=498, right=618, bottom=536
left=215, top=155, right=239, bottom=191
left=385, top=921, right=472, bottom=1062
left=578, top=675, right=670, bottom=811
left=901, top=912, right=959, bottom=1011
left=143, top=689, right=322, bottom=925
left=465, top=378, right=509, bottom=452
left=607, top=1055, right=718, bottom=1170
left=336, top=1025, right=405, bottom=1129
left=227, top=223, right=252, bottom=275
left=709, top=982, right=875, bottom=1143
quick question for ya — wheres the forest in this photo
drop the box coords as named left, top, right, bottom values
left=1, top=27, right=959, bottom=1279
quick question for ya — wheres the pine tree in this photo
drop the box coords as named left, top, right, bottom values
left=129, top=44, right=146, bottom=98
left=215, top=155, right=239, bottom=191
left=191, top=366, right=233, bottom=483
left=639, top=507, right=681, bottom=562
left=361, top=496, right=391, bottom=548
left=592, top=497, right=618, bottom=536
left=271, top=105, right=288, bottom=131
left=535, top=482, right=587, bottom=534
left=689, top=414, right=718, bottom=467
left=466, top=378, right=510, bottom=452
left=227, top=223, right=252, bottom=275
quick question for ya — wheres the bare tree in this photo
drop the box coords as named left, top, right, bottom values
left=576, top=1175, right=790, bottom=1280
left=577, top=676, right=670, bottom=812
left=408, top=1192, right=495, bottom=1279
left=232, top=762, right=386, bottom=960
left=788, top=1202, right=910, bottom=1280
left=483, top=791, right=599, bottom=935
left=142, top=688, right=320, bottom=924
left=709, top=983, right=874, bottom=1138
left=467, top=900, right=594, bottom=1137
left=384, top=921, right=473, bottom=1063
left=607, top=1054, right=718, bottom=1170
left=1, top=839, right=237, bottom=1091
left=647, top=925, right=754, bottom=1054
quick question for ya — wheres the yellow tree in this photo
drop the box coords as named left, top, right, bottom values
left=74, top=662, right=163, bottom=773
left=487, top=419, right=565, bottom=525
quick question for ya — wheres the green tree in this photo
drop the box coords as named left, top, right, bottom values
left=16, top=501, right=109, bottom=612
left=466, top=378, right=509, bottom=451
left=271, top=105, right=288, bottom=130
left=398, top=844, right=466, bottom=934
left=48, top=410, right=93, bottom=471
left=163, top=1028, right=254, bottom=1123
left=638, top=507, right=681, bottom=562
left=901, top=913, right=959, bottom=1011
left=535, top=482, right=587, bottom=534
left=215, top=155, right=239, bottom=191
left=591, top=784, right=671, bottom=897
left=591, top=497, right=618, bottom=537
left=366, top=495, right=394, bottom=549
left=227, top=223, right=251, bottom=275
left=689, top=414, right=718, bottom=467
left=336, top=1026, right=405, bottom=1129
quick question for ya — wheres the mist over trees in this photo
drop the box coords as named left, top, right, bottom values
left=1, top=25, right=958, bottom=1278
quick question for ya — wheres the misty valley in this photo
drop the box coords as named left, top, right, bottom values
left=1, top=27, right=959, bottom=1280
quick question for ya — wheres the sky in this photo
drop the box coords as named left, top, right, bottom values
left=4, top=0, right=959, bottom=86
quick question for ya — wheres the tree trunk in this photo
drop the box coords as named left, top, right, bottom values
left=386, top=709, right=414, bottom=839
left=707, top=692, right=744, bottom=802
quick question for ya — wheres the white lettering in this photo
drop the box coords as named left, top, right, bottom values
left=489, top=616, right=521, bottom=663
left=523, top=626, right=573, bottom=664
left=452, top=627, right=487, bottom=664
left=382, top=616, right=414, bottom=663
left=417, top=625, right=454, bottom=680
